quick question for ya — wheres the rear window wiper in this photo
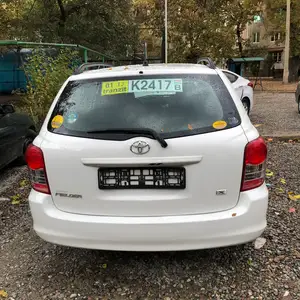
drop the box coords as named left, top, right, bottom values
left=87, top=128, right=168, bottom=148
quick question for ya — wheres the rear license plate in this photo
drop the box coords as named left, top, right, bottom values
left=98, top=167, right=186, bottom=189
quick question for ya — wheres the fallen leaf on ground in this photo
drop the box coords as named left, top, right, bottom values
left=11, top=194, right=20, bottom=200
left=188, top=124, right=193, bottom=130
left=254, top=124, right=262, bottom=128
left=102, top=264, right=107, bottom=269
left=276, top=187, right=284, bottom=193
left=254, top=237, right=266, bottom=249
left=20, top=179, right=28, bottom=187
left=288, top=192, right=300, bottom=201
left=11, top=194, right=21, bottom=205
left=11, top=199, right=20, bottom=205
left=0, top=290, right=8, bottom=298
left=280, top=178, right=286, bottom=184
left=266, top=169, right=274, bottom=177
left=267, top=138, right=273, bottom=142
left=289, top=208, right=296, bottom=213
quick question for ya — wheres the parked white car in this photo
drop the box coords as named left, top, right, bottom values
left=222, top=69, right=254, bottom=114
left=26, top=61, right=268, bottom=251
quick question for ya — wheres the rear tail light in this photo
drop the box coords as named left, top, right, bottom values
left=25, top=145, right=50, bottom=194
left=248, top=82, right=254, bottom=88
left=241, top=137, right=267, bottom=192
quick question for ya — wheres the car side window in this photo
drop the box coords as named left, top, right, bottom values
left=223, top=71, right=238, bottom=84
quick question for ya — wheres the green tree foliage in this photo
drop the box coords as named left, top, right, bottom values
left=19, top=49, right=79, bottom=126
left=169, top=1, right=236, bottom=63
left=264, top=0, right=300, bottom=56
left=0, top=1, right=25, bottom=41
left=134, top=0, right=263, bottom=62
left=0, top=0, right=138, bottom=58
left=224, top=0, right=263, bottom=56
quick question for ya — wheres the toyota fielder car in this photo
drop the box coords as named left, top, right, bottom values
left=26, top=60, right=268, bottom=251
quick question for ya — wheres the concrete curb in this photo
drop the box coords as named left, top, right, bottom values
left=262, top=135, right=300, bottom=141
left=254, top=90, right=295, bottom=94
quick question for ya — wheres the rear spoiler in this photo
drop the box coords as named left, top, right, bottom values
left=74, top=63, right=112, bottom=75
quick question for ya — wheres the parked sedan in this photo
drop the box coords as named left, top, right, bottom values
left=0, top=104, right=36, bottom=169
left=222, top=70, right=254, bottom=114
left=296, top=81, right=300, bottom=113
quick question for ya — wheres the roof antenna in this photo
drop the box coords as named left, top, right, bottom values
left=143, top=41, right=149, bottom=66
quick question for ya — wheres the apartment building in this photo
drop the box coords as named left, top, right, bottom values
left=242, top=15, right=286, bottom=78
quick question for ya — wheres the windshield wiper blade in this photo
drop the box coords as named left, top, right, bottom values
left=87, top=128, right=168, bottom=148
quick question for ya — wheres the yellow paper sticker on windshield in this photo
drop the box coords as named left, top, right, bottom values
left=212, top=120, right=227, bottom=130
left=101, top=80, right=129, bottom=96
left=51, top=115, right=64, bottom=129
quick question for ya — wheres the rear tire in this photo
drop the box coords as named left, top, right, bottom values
left=242, top=98, right=250, bottom=115
left=16, top=129, right=37, bottom=165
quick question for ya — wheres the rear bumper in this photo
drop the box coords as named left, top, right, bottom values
left=29, top=185, right=268, bottom=251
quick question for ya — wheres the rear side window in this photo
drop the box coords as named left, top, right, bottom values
left=48, top=74, right=240, bottom=140
left=223, top=71, right=238, bottom=83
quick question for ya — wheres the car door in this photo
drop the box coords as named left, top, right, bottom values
left=223, top=71, right=244, bottom=100
left=0, top=108, right=18, bottom=168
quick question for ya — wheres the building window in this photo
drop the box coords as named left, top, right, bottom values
left=271, top=33, right=281, bottom=42
left=253, top=32, right=260, bottom=43
left=272, top=51, right=282, bottom=62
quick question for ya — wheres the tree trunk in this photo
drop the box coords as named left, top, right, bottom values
left=56, top=0, right=66, bottom=38
left=236, top=23, right=243, bottom=57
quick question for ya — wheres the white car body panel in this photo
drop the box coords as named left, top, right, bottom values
left=28, top=64, right=268, bottom=251
left=29, top=184, right=268, bottom=251
left=40, top=126, right=247, bottom=217
left=222, top=70, right=254, bottom=112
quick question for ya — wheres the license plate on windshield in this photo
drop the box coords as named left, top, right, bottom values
left=98, top=167, right=186, bottom=189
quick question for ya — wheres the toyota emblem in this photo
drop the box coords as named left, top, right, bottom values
left=130, top=141, right=150, bottom=155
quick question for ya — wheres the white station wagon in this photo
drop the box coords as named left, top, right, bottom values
left=26, top=60, right=268, bottom=251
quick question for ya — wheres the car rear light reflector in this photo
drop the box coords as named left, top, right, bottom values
left=241, top=137, right=267, bottom=191
left=248, top=82, right=254, bottom=88
left=25, top=145, right=50, bottom=194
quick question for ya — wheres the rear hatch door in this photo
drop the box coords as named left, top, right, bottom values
left=42, top=71, right=247, bottom=217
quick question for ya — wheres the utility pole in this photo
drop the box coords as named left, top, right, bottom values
left=165, top=0, right=168, bottom=64
left=283, top=0, right=291, bottom=84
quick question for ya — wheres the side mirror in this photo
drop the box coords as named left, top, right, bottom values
left=1, top=104, right=15, bottom=114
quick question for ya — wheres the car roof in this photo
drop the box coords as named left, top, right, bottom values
left=221, top=69, right=240, bottom=76
left=70, top=64, right=218, bottom=81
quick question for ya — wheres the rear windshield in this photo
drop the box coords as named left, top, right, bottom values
left=48, top=74, right=241, bottom=140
